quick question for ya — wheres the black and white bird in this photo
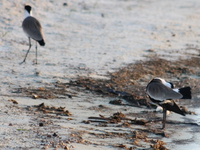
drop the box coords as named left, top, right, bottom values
left=146, top=77, right=192, bottom=129
left=21, top=5, right=45, bottom=64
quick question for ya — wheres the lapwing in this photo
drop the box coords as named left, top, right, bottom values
left=21, top=5, right=45, bottom=64
left=146, top=77, right=192, bottom=129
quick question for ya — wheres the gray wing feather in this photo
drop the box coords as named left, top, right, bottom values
left=147, top=82, right=182, bottom=100
left=22, top=16, right=44, bottom=41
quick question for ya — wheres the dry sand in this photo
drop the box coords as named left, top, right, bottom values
left=0, top=0, right=200, bottom=149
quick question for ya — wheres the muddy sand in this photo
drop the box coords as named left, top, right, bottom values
left=1, top=0, right=200, bottom=150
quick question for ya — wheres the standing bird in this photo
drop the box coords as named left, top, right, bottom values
left=146, top=77, right=192, bottom=129
left=21, top=5, right=45, bottom=64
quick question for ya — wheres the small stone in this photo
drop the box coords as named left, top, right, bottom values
left=32, top=94, right=39, bottom=99
left=35, top=71, right=40, bottom=76
left=39, top=123, right=44, bottom=127
left=47, top=134, right=51, bottom=138
left=63, top=3, right=68, bottom=6
left=64, top=146, right=70, bottom=150
left=147, top=49, right=154, bottom=52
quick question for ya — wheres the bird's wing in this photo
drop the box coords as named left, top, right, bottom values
left=22, top=16, right=44, bottom=41
left=146, top=82, right=182, bottom=101
left=161, top=100, right=185, bottom=116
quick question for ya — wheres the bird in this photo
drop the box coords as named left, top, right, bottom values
left=21, top=5, right=45, bottom=64
left=146, top=77, right=192, bottom=129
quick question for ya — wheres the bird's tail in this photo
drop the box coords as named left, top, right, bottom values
left=179, top=87, right=192, bottom=99
left=38, top=39, right=45, bottom=46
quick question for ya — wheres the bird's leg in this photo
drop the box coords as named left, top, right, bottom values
left=35, top=41, right=37, bottom=64
left=21, top=37, right=31, bottom=64
left=162, top=105, right=167, bottom=129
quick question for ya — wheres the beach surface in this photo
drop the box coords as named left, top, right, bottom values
left=0, top=0, right=200, bottom=149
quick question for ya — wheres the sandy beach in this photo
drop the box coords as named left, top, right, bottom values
left=1, top=0, right=200, bottom=149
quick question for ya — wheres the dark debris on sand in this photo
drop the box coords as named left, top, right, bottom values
left=34, top=103, right=72, bottom=116
left=86, top=112, right=169, bottom=149
left=85, top=112, right=148, bottom=126
left=13, top=86, right=76, bottom=99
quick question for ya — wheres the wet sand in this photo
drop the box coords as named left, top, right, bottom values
left=1, top=0, right=200, bottom=149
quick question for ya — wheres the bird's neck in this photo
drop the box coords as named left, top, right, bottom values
left=24, top=10, right=32, bottom=19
